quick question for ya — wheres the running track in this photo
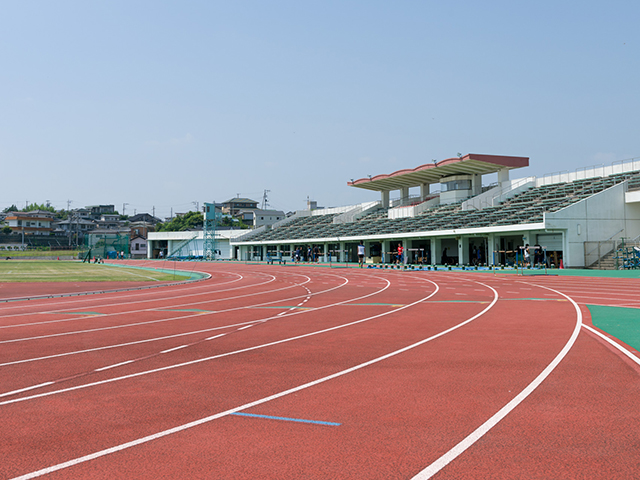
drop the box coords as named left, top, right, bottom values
left=1, top=261, right=640, bottom=479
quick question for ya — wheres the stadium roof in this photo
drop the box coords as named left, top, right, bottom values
left=348, top=153, right=529, bottom=192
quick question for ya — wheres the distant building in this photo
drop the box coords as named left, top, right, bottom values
left=130, top=234, right=148, bottom=258
left=53, top=217, right=96, bottom=234
left=95, top=213, right=123, bottom=230
left=128, top=218, right=157, bottom=259
left=87, top=205, right=116, bottom=220
left=128, top=213, right=162, bottom=224
left=247, top=209, right=286, bottom=228
left=4, top=211, right=54, bottom=235
left=221, top=197, right=259, bottom=216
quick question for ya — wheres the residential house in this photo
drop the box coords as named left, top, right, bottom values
left=4, top=211, right=54, bottom=235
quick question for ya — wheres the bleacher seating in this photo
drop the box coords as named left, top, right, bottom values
left=245, top=170, right=640, bottom=242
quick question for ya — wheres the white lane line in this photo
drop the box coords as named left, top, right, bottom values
left=0, top=270, right=253, bottom=320
left=205, top=333, right=226, bottom=341
left=0, top=324, right=243, bottom=367
left=582, top=324, right=640, bottom=367
left=160, top=345, right=189, bottom=354
left=238, top=325, right=254, bottom=331
left=0, top=277, right=418, bottom=405
left=0, top=273, right=290, bottom=331
left=0, top=274, right=389, bottom=399
left=0, top=271, right=295, bottom=327
left=412, top=283, right=582, bottom=479
left=11, top=280, right=501, bottom=480
left=95, top=361, right=134, bottom=372
left=0, top=274, right=331, bottom=345
left=0, top=382, right=55, bottom=399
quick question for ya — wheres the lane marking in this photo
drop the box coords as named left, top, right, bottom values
left=95, top=361, right=134, bottom=372
left=155, top=309, right=213, bottom=313
left=0, top=274, right=333, bottom=344
left=230, top=412, right=340, bottom=426
left=412, top=283, right=582, bottom=479
left=11, top=280, right=502, bottom=479
left=0, top=270, right=251, bottom=318
left=205, top=333, right=226, bottom=341
left=160, top=345, right=189, bottom=354
left=0, top=274, right=391, bottom=396
left=0, top=277, right=413, bottom=404
left=582, top=324, right=640, bottom=367
left=0, top=271, right=288, bottom=326
left=0, top=382, right=54, bottom=399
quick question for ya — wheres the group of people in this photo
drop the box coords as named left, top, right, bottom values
left=292, top=246, right=322, bottom=263
left=522, top=244, right=545, bottom=267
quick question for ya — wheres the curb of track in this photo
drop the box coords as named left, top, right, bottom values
left=0, top=268, right=211, bottom=304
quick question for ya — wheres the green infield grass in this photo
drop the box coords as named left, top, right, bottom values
left=0, top=260, right=191, bottom=282
left=0, top=250, right=83, bottom=258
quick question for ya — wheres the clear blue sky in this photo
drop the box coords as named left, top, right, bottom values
left=1, top=1, right=638, bottom=218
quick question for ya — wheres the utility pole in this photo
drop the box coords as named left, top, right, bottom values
left=152, top=206, right=155, bottom=217
left=262, top=190, right=270, bottom=210
left=122, top=203, right=129, bottom=216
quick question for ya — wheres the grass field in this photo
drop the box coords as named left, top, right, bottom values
left=0, top=260, right=191, bottom=282
left=1, top=250, right=83, bottom=258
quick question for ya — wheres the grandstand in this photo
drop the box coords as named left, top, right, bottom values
left=233, top=154, right=640, bottom=269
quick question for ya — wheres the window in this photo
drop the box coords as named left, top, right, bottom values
left=443, top=179, right=471, bottom=191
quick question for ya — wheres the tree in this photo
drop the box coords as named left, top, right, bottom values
left=24, top=202, right=56, bottom=213
left=156, top=211, right=204, bottom=232
left=2, top=226, right=12, bottom=235
left=2, top=205, right=18, bottom=213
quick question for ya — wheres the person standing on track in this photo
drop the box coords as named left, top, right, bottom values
left=358, top=241, right=365, bottom=268
left=396, top=242, right=404, bottom=265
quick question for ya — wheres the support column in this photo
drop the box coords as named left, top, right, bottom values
left=403, top=239, right=412, bottom=264
left=498, top=168, right=510, bottom=185
left=324, top=242, right=329, bottom=262
left=488, top=234, right=498, bottom=266
left=471, top=173, right=482, bottom=196
left=400, top=187, right=409, bottom=205
left=458, top=236, right=469, bottom=265
left=339, top=241, right=345, bottom=262
left=431, top=238, right=440, bottom=265
left=381, top=240, right=390, bottom=264
left=420, top=183, right=430, bottom=201
left=381, top=191, right=390, bottom=209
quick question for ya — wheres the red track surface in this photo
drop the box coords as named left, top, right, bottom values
left=1, top=261, right=639, bottom=479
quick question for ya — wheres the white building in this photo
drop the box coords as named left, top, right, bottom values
left=232, top=155, right=640, bottom=268
left=147, top=229, right=248, bottom=259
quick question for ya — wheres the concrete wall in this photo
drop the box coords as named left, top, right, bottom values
left=545, top=183, right=640, bottom=267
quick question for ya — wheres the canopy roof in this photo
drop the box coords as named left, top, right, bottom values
left=348, top=153, right=529, bottom=192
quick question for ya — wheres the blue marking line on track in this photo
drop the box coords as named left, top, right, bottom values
left=231, top=412, right=341, bottom=426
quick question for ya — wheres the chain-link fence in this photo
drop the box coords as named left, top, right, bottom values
left=82, top=233, right=130, bottom=260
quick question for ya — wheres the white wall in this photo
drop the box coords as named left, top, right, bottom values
left=545, top=183, right=640, bottom=267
